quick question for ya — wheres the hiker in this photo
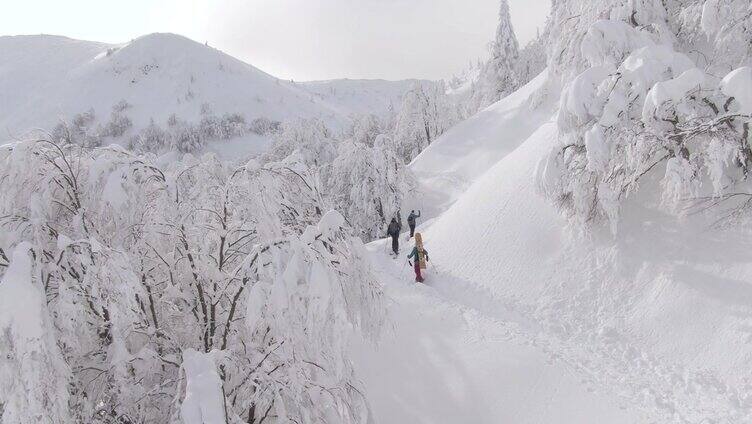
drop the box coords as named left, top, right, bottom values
left=407, top=210, right=421, bottom=238
left=407, top=239, right=429, bottom=283
left=386, top=217, right=402, bottom=255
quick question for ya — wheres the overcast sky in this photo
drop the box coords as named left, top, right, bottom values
left=2, top=0, right=550, bottom=81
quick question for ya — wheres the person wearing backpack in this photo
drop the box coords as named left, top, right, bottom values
left=407, top=238, right=429, bottom=283
left=407, top=210, right=421, bottom=238
left=386, top=217, right=402, bottom=255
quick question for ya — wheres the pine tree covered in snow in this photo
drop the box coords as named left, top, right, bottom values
left=467, top=0, right=520, bottom=114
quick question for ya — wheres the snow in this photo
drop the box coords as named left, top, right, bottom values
left=354, top=64, right=752, bottom=422
left=701, top=0, right=722, bottom=37
left=317, top=210, right=345, bottom=236
left=0, top=243, right=43, bottom=340
left=643, top=67, right=707, bottom=124
left=581, top=20, right=652, bottom=67
left=560, top=65, right=611, bottom=126
left=4, top=8, right=752, bottom=422
left=204, top=133, right=273, bottom=161
left=407, top=70, right=557, bottom=217
left=584, top=124, right=609, bottom=172
left=180, top=349, right=226, bottom=424
left=352, top=251, right=649, bottom=423
left=245, top=282, right=268, bottom=332
left=102, top=167, right=128, bottom=209
left=721, top=66, right=752, bottom=114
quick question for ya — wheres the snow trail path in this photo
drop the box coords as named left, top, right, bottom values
left=352, top=242, right=651, bottom=424
left=354, top=240, right=751, bottom=423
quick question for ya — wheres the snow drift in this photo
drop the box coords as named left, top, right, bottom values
left=419, top=106, right=752, bottom=422
left=407, top=70, right=557, bottom=216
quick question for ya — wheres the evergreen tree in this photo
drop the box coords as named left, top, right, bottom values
left=467, top=0, right=520, bottom=114
left=487, top=0, right=520, bottom=100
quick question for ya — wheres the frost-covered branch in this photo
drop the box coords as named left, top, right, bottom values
left=0, top=137, right=384, bottom=423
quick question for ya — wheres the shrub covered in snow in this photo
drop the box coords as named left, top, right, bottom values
left=249, top=116, right=282, bottom=136
left=52, top=108, right=101, bottom=147
left=101, top=109, right=133, bottom=138
left=169, top=118, right=204, bottom=153
left=344, top=114, right=386, bottom=147
left=128, top=118, right=168, bottom=152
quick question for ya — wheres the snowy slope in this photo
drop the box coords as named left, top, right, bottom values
left=0, top=34, right=323, bottom=136
left=353, top=241, right=651, bottom=424
left=405, top=71, right=557, bottom=216
left=0, top=34, right=417, bottom=139
left=356, top=68, right=752, bottom=422
left=421, top=118, right=752, bottom=422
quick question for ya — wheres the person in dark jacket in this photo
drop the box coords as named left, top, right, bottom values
left=407, top=210, right=421, bottom=238
left=407, top=244, right=429, bottom=282
left=386, top=218, right=401, bottom=255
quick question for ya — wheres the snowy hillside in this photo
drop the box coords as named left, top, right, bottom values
left=356, top=71, right=752, bottom=424
left=352, top=0, right=752, bottom=422
left=0, top=34, right=417, bottom=141
left=408, top=70, right=557, bottom=215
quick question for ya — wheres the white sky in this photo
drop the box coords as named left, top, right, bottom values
left=1, top=0, right=550, bottom=81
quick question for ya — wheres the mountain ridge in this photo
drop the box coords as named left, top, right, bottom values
left=0, top=33, right=424, bottom=141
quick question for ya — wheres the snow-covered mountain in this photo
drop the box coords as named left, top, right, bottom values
left=0, top=34, right=419, bottom=139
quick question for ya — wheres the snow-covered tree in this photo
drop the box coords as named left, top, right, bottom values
left=392, top=82, right=457, bottom=162
left=169, top=118, right=204, bottom=153
left=51, top=108, right=102, bottom=148
left=0, top=137, right=385, bottom=423
left=329, top=135, right=413, bottom=240
left=262, top=118, right=414, bottom=242
left=538, top=0, right=752, bottom=230
left=694, top=0, right=752, bottom=73
left=0, top=243, right=72, bottom=423
left=128, top=118, right=168, bottom=152
left=264, top=119, right=340, bottom=188
left=219, top=113, right=246, bottom=139
left=249, top=117, right=282, bottom=136
left=101, top=107, right=133, bottom=138
left=467, top=0, right=520, bottom=114
left=515, top=35, right=547, bottom=88
left=344, top=114, right=385, bottom=147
